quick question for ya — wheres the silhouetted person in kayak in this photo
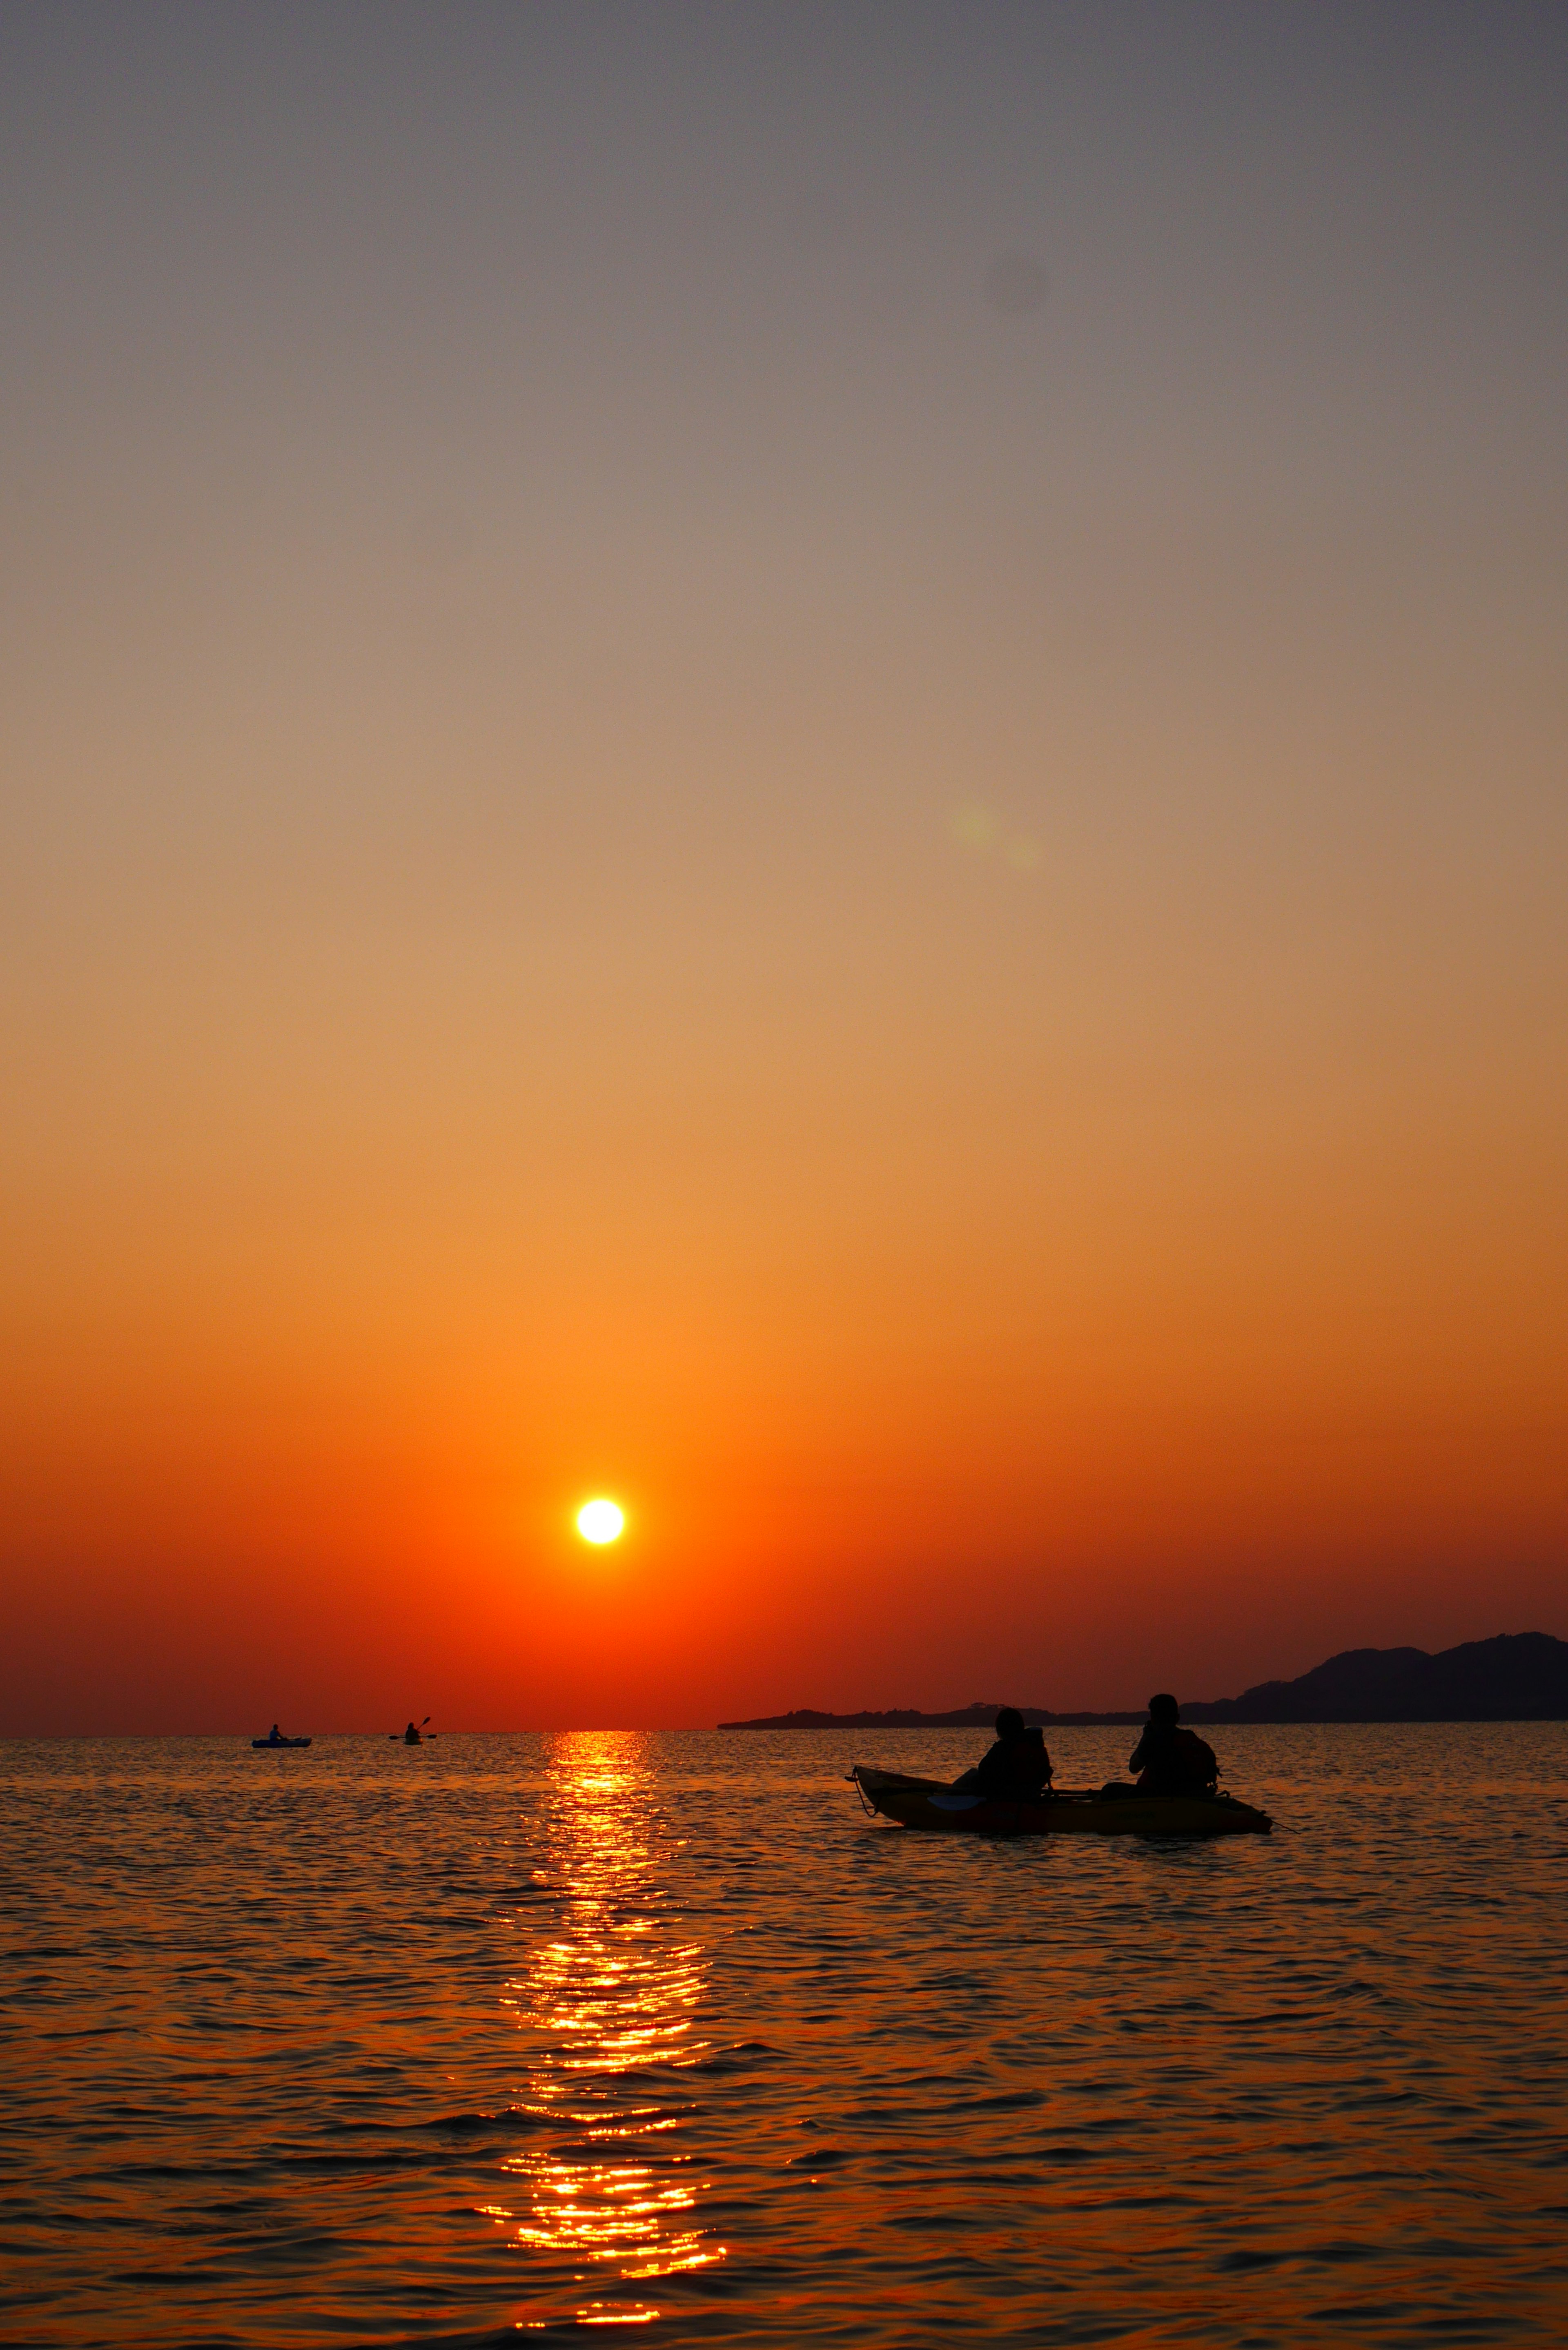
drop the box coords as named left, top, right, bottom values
left=953, top=1706, right=1053, bottom=1799
left=1127, top=1694, right=1218, bottom=1795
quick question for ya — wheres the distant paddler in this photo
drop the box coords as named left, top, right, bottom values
left=393, top=1715, right=432, bottom=1744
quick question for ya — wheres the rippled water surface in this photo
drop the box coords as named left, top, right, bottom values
left=4, top=1726, right=1567, bottom=2346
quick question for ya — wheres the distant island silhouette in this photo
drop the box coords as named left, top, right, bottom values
left=719, top=1631, right=1568, bottom=1727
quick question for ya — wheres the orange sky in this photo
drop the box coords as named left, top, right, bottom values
left=3, top=3, right=1565, bottom=1732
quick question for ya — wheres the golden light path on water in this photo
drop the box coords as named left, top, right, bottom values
left=488, top=1735, right=722, bottom=2329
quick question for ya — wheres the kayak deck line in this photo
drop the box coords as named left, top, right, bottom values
left=850, top=1764, right=1272, bottom=1838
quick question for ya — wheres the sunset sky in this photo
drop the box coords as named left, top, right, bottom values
left=4, top=2, right=1564, bottom=1734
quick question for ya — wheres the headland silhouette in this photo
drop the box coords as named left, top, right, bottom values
left=720, top=1631, right=1568, bottom=1728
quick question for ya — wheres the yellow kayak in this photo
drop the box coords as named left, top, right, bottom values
left=851, top=1765, right=1272, bottom=1837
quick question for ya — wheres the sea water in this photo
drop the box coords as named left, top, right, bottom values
left=3, top=1726, right=1566, bottom=2346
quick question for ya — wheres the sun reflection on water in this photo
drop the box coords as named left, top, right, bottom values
left=492, top=1735, right=723, bottom=2327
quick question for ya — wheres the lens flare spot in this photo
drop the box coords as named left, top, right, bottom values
left=577, top=1499, right=626, bottom=1545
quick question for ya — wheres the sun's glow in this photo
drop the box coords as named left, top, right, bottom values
left=577, top=1499, right=626, bottom=1545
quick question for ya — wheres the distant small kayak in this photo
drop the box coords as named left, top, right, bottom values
left=852, top=1765, right=1271, bottom=1838
left=252, top=1735, right=312, bottom=1750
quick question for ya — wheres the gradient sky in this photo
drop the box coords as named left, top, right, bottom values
left=3, top=1, right=1565, bottom=1733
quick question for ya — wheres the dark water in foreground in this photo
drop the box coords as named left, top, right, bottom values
left=3, top=1727, right=1566, bottom=2347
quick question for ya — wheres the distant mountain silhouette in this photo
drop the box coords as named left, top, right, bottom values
left=1186, top=1632, right=1568, bottom=1723
left=719, top=1633, right=1568, bottom=1728
left=719, top=1703, right=1038, bottom=1731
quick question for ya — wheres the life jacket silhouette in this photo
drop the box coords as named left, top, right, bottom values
left=1138, top=1725, right=1217, bottom=1791
left=977, top=1725, right=1052, bottom=1799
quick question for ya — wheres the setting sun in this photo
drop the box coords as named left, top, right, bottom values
left=576, top=1499, right=626, bottom=1545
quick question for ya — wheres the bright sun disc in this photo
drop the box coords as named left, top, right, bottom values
left=576, top=1499, right=625, bottom=1544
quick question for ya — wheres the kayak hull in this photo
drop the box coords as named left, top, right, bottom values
left=252, top=1736, right=312, bottom=1749
left=853, top=1765, right=1270, bottom=1837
